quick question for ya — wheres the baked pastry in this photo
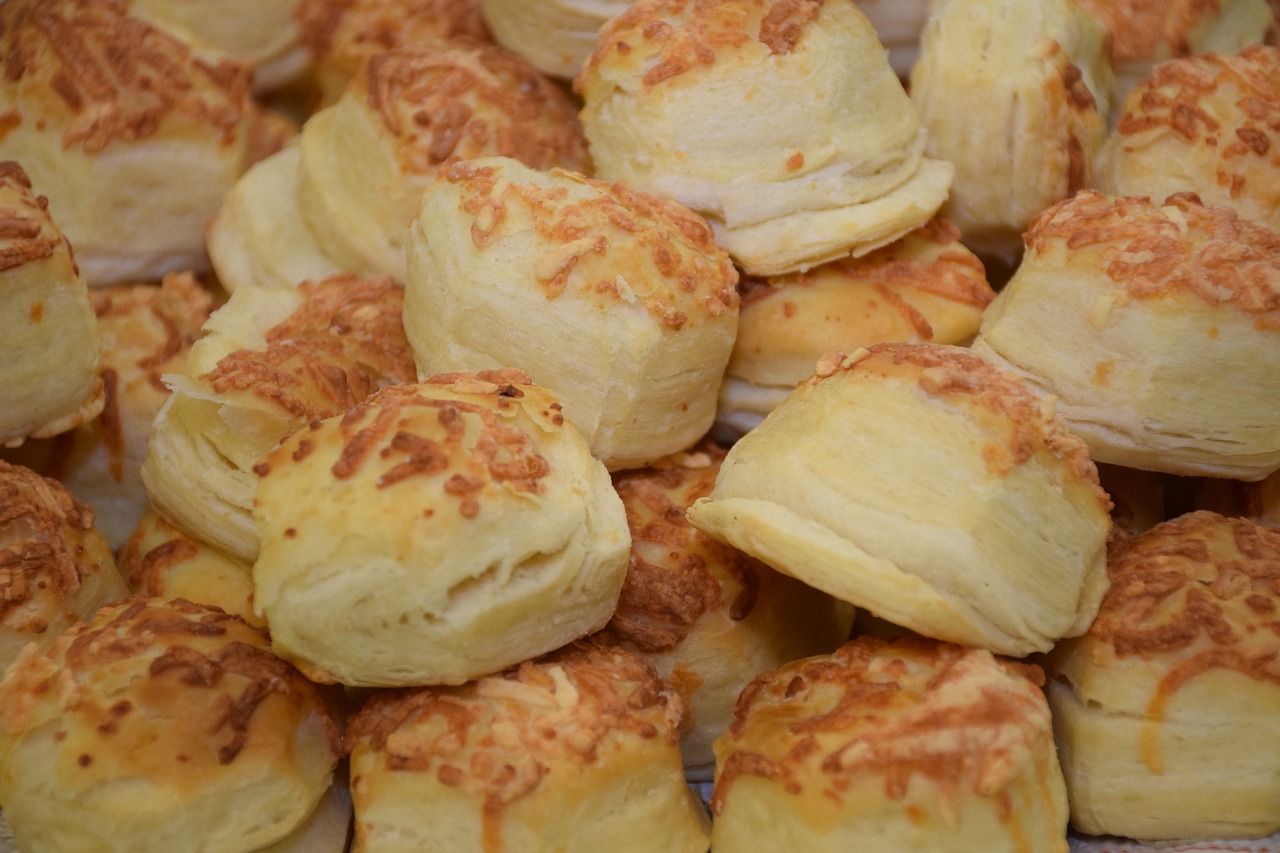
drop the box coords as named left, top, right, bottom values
left=479, top=0, right=630, bottom=79
left=3, top=273, right=215, bottom=547
left=1073, top=0, right=1272, bottom=104
left=0, top=597, right=344, bottom=853
left=575, top=0, right=954, bottom=276
left=715, top=219, right=995, bottom=440
left=855, top=0, right=931, bottom=78
left=0, top=162, right=105, bottom=447
left=1096, top=45, right=1280, bottom=232
left=686, top=343, right=1114, bottom=657
left=119, top=508, right=260, bottom=628
left=0, top=0, right=254, bottom=286
left=598, top=442, right=856, bottom=778
left=1046, top=511, right=1280, bottom=841
left=206, top=144, right=346, bottom=293
left=973, top=190, right=1280, bottom=480
left=345, top=642, right=709, bottom=852
left=294, top=0, right=492, bottom=107
left=405, top=157, right=739, bottom=471
left=710, top=636, right=1069, bottom=853
left=0, top=461, right=128, bottom=672
left=252, top=371, right=631, bottom=687
left=143, top=274, right=415, bottom=561
left=127, top=0, right=309, bottom=93
left=910, top=0, right=1113, bottom=260
left=296, top=46, right=588, bottom=281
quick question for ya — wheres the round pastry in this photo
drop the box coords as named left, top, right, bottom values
left=686, top=343, right=1114, bottom=657
left=0, top=162, right=104, bottom=447
left=716, top=218, right=995, bottom=440
left=3, top=272, right=215, bottom=548
left=294, top=0, right=492, bottom=106
left=0, top=461, right=128, bottom=672
left=346, top=642, right=708, bottom=853
left=854, top=0, right=932, bottom=78
left=910, top=0, right=1113, bottom=260
left=405, top=156, right=739, bottom=471
left=710, top=636, right=1070, bottom=853
left=0, top=597, right=344, bottom=853
left=598, top=442, right=856, bottom=778
left=479, top=0, right=630, bottom=79
left=0, top=0, right=253, bottom=286
left=296, top=45, right=587, bottom=281
left=252, top=370, right=631, bottom=687
left=119, top=508, right=260, bottom=628
left=973, top=190, right=1280, bottom=480
left=575, top=0, right=954, bottom=276
left=1096, top=45, right=1280, bottom=232
left=1046, top=511, right=1280, bottom=841
left=143, top=274, right=415, bottom=561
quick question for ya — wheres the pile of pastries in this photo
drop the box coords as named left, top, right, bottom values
left=0, top=0, right=1277, bottom=850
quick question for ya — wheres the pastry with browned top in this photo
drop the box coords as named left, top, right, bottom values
left=710, top=636, right=1069, bottom=852
left=687, top=343, right=1114, bottom=657
left=406, top=156, right=739, bottom=470
left=910, top=0, right=1113, bottom=260
left=0, top=461, right=128, bottom=672
left=252, top=371, right=630, bottom=687
left=480, top=0, right=630, bottom=79
left=143, top=274, right=415, bottom=561
left=715, top=219, right=995, bottom=440
left=0, top=597, right=344, bottom=853
left=575, top=0, right=953, bottom=276
left=1096, top=45, right=1280, bottom=232
left=294, top=0, right=492, bottom=107
left=3, top=272, right=214, bottom=547
left=0, top=162, right=104, bottom=448
left=1046, top=511, right=1280, bottom=841
left=0, top=0, right=253, bottom=285
left=598, top=442, right=855, bottom=778
left=973, top=190, right=1280, bottom=480
left=345, top=642, right=709, bottom=853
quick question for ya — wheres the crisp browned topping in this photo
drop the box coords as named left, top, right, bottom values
left=711, top=637, right=1051, bottom=815
left=442, top=159, right=738, bottom=329
left=1, top=0, right=250, bottom=152
left=579, top=0, right=825, bottom=90
left=1074, top=0, right=1225, bottom=62
left=359, top=47, right=586, bottom=176
left=347, top=642, right=681, bottom=828
left=603, top=442, right=760, bottom=653
left=0, top=597, right=341, bottom=770
left=0, top=160, right=65, bottom=273
left=1025, top=190, right=1280, bottom=328
left=295, top=0, right=490, bottom=64
left=118, top=517, right=199, bottom=596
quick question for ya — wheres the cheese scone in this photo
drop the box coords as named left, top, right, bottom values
left=0, top=597, right=344, bottom=853
left=576, top=0, right=954, bottom=276
left=911, top=0, right=1113, bottom=260
left=0, top=461, right=128, bottom=672
left=716, top=219, right=995, bottom=440
left=599, top=442, right=856, bottom=778
left=480, top=0, right=630, bottom=79
left=1047, top=512, right=1280, bottom=841
left=294, top=0, right=492, bottom=107
left=143, top=274, right=415, bottom=561
left=346, top=643, right=709, bottom=853
left=710, top=637, right=1069, bottom=853
left=405, top=157, right=739, bottom=471
left=1096, top=45, right=1280, bottom=232
left=2, top=273, right=215, bottom=547
left=0, top=0, right=253, bottom=285
left=973, top=190, right=1280, bottom=480
left=687, top=344, right=1113, bottom=657
left=0, top=162, right=104, bottom=447
left=252, top=371, right=630, bottom=687
left=296, top=46, right=588, bottom=282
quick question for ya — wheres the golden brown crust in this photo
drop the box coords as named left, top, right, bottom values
left=294, top=0, right=490, bottom=64
left=1074, top=0, right=1225, bottom=62
left=0, top=161, right=63, bottom=274
left=1, top=0, right=251, bottom=152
